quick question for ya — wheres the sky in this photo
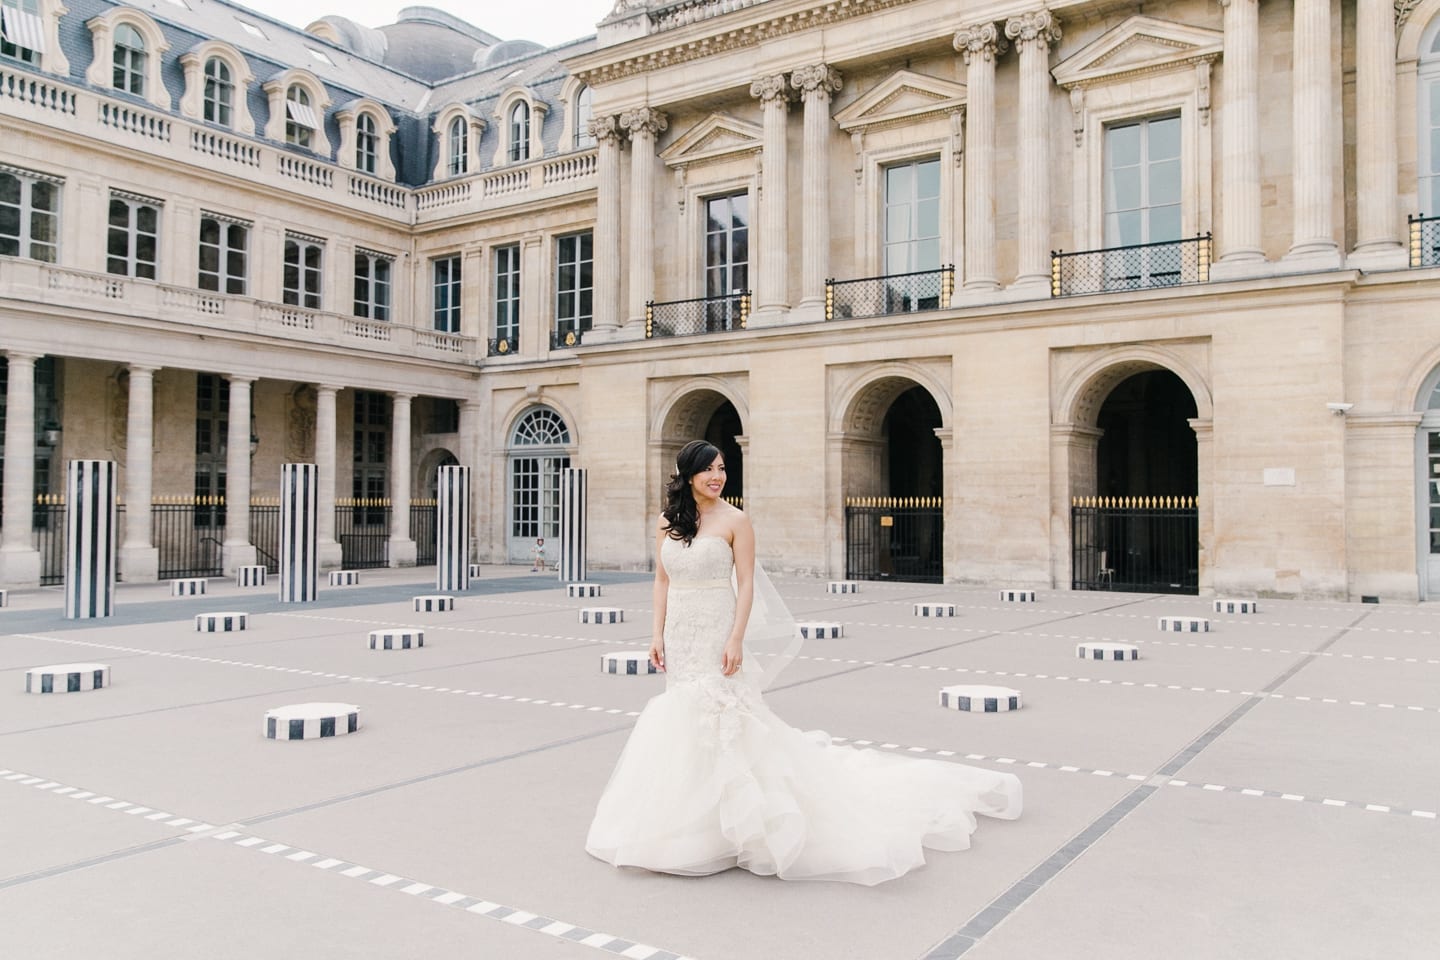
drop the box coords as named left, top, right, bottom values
left=234, top=0, right=618, bottom=49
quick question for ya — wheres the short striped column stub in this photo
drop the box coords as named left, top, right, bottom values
left=170, top=578, right=207, bottom=597
left=914, top=602, right=957, bottom=618
left=329, top=570, right=361, bottom=587
left=468, top=563, right=482, bottom=579
left=1214, top=599, right=1259, bottom=614
left=998, top=589, right=1037, bottom=602
left=264, top=702, right=360, bottom=740
left=827, top=581, right=859, bottom=594
left=435, top=465, right=470, bottom=593
left=25, top=663, right=110, bottom=694
left=601, top=651, right=658, bottom=675
left=580, top=607, right=623, bottom=624
left=279, top=463, right=319, bottom=603
left=567, top=582, right=602, bottom=598
left=236, top=565, right=267, bottom=588
left=64, top=459, right=118, bottom=620
left=796, top=621, right=843, bottom=640
left=1158, top=616, right=1210, bottom=633
left=0, top=589, right=8, bottom=607
left=559, top=467, right=588, bottom=584
left=1076, top=641, right=1139, bottom=661
left=412, top=595, right=455, bottom=613
left=369, top=629, right=425, bottom=651
left=195, top=612, right=248, bottom=633
left=939, top=684, right=1022, bottom=713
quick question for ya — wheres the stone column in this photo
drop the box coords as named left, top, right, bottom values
left=750, top=74, right=791, bottom=324
left=120, top=364, right=159, bottom=581
left=314, top=384, right=342, bottom=569
left=954, top=24, right=1007, bottom=293
left=589, top=116, right=624, bottom=339
left=460, top=397, right=482, bottom=563
left=619, top=107, right=668, bottom=332
left=223, top=376, right=257, bottom=572
left=791, top=64, right=842, bottom=323
left=1006, top=10, right=1061, bottom=294
left=1212, top=0, right=1264, bottom=274
left=0, top=351, right=40, bottom=585
left=1349, top=0, right=1406, bottom=270
left=388, top=392, right=416, bottom=566
left=1189, top=418, right=1214, bottom=595
left=1284, top=0, right=1341, bottom=265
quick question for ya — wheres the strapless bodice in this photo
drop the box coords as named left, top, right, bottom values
left=661, top=535, right=734, bottom=585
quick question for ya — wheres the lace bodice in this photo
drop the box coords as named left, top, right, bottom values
left=660, top=536, right=736, bottom=680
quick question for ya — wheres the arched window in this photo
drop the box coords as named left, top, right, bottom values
left=574, top=85, right=594, bottom=149
left=356, top=113, right=378, bottom=174
left=286, top=84, right=315, bottom=148
left=113, top=23, right=146, bottom=95
left=512, top=407, right=570, bottom=447
left=448, top=115, right=468, bottom=175
left=509, top=101, right=530, bottom=162
left=203, top=57, right=233, bottom=127
left=1420, top=24, right=1440, bottom=215
left=508, top=407, right=571, bottom=560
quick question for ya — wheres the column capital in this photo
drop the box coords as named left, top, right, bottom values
left=226, top=374, right=256, bottom=386
left=618, top=106, right=668, bottom=138
left=749, top=73, right=791, bottom=105
left=953, top=22, right=1008, bottom=63
left=127, top=363, right=158, bottom=377
left=315, top=383, right=342, bottom=397
left=587, top=114, right=623, bottom=144
left=2, top=349, right=41, bottom=364
left=390, top=391, right=415, bottom=403
left=1004, top=9, right=1062, bottom=51
left=791, top=63, right=842, bottom=100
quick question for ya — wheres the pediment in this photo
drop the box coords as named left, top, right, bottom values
left=1053, top=16, right=1223, bottom=88
left=661, top=113, right=762, bottom=168
left=834, top=70, right=966, bottom=133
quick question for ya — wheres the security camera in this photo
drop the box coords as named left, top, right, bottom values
left=1327, top=402, right=1353, bottom=416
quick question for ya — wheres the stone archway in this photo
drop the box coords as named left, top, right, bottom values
left=652, top=381, right=748, bottom=513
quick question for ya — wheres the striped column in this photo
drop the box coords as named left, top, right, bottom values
left=435, top=465, right=470, bottom=592
left=559, top=467, right=587, bottom=583
left=64, top=460, right=117, bottom=620
left=279, top=463, right=318, bottom=603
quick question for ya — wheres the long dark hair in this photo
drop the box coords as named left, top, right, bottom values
left=663, top=439, right=722, bottom=544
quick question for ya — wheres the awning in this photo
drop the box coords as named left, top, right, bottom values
left=1, top=8, right=46, bottom=54
left=285, top=98, right=319, bottom=130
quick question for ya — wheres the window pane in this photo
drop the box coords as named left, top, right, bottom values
left=1108, top=124, right=1140, bottom=166
left=1148, top=204, right=1181, bottom=242
left=1149, top=157, right=1181, bottom=205
left=885, top=164, right=912, bottom=198
left=916, top=159, right=940, bottom=199
left=1148, top=116, right=1181, bottom=160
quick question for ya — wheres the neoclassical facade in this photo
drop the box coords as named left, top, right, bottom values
left=4, top=0, right=1440, bottom=600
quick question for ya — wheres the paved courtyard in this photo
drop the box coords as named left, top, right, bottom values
left=0, top=567, right=1435, bottom=959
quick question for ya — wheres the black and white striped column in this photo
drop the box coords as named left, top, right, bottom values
left=559, top=467, right=587, bottom=583
left=279, top=463, right=318, bottom=603
left=64, top=460, right=117, bottom=620
left=435, top=465, right=470, bottom=592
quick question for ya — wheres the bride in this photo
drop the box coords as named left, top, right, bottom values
left=585, top=440, right=1022, bottom=885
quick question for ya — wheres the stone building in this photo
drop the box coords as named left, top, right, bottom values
left=2, top=0, right=1440, bottom=600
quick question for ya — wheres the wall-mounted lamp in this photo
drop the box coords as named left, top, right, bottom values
left=40, top=418, right=62, bottom=448
left=1327, top=402, right=1353, bottom=417
left=249, top=412, right=259, bottom=458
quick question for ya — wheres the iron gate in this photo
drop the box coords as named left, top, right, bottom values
left=844, top=497, right=943, bottom=583
left=1071, top=496, right=1198, bottom=594
left=336, top=499, right=390, bottom=568
left=154, top=498, right=224, bottom=579
left=411, top=500, right=437, bottom=566
left=33, top=496, right=66, bottom=585
left=250, top=500, right=280, bottom=574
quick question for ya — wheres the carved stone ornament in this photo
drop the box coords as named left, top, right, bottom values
left=588, top=114, right=622, bottom=143
left=1396, top=0, right=1422, bottom=29
left=953, top=22, right=1008, bottom=63
left=749, top=74, right=791, bottom=104
left=791, top=64, right=843, bottom=99
left=618, top=106, right=669, bottom=138
left=288, top=385, right=316, bottom=461
left=1005, top=9, right=1062, bottom=50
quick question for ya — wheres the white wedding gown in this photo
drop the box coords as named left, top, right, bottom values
left=585, top=535, right=1022, bottom=885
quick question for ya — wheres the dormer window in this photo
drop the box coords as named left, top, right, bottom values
left=1, top=0, right=44, bottom=64
left=448, top=116, right=468, bottom=175
left=113, top=23, right=146, bottom=95
left=286, top=85, right=316, bottom=148
left=203, top=57, right=233, bottom=126
left=509, top=101, right=530, bottom=162
left=574, top=85, right=594, bottom=149
left=356, top=113, right=378, bottom=174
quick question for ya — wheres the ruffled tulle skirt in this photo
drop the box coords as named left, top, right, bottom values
left=585, top=680, right=1022, bottom=885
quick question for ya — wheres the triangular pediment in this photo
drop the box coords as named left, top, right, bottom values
left=661, top=113, right=763, bottom=168
left=833, top=70, right=966, bottom=133
left=1053, top=16, right=1223, bottom=88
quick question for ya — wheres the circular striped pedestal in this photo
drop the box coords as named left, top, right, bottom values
left=0, top=589, right=8, bottom=607
left=796, top=621, right=842, bottom=639
left=236, top=565, right=267, bottom=588
left=827, top=581, right=859, bottom=594
left=25, top=663, right=110, bottom=694
left=998, top=590, right=1037, bottom=602
left=1158, top=616, right=1210, bottom=633
left=914, top=602, right=957, bottom=618
left=412, top=595, right=454, bottom=613
left=1076, top=641, right=1139, bottom=661
left=196, top=612, right=248, bottom=632
left=468, top=563, right=482, bottom=578
left=567, top=583, right=602, bottom=598
left=939, top=684, right=1021, bottom=713
left=601, top=651, right=657, bottom=675
left=580, top=607, right=623, bottom=624
left=265, top=702, right=360, bottom=740
left=1213, top=599, right=1259, bottom=614
left=329, top=571, right=361, bottom=586
left=171, top=578, right=207, bottom=596
left=369, top=628, right=424, bottom=650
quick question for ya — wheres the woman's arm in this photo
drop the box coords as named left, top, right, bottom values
left=650, top=515, right=670, bottom=671
left=721, top=514, right=756, bottom=677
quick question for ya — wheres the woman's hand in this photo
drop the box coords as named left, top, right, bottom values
left=721, top=639, right=743, bottom=677
left=649, top=640, right=666, bottom=672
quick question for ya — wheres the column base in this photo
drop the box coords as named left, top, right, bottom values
left=789, top=301, right=826, bottom=326
left=119, top=544, right=159, bottom=582
left=955, top=283, right=1046, bottom=307
left=1346, top=243, right=1408, bottom=273
left=1208, top=255, right=1269, bottom=282
left=1003, top=276, right=1052, bottom=299
left=611, top=324, right=648, bottom=343
left=581, top=326, right=623, bottom=344
left=318, top=539, right=343, bottom=571
left=1281, top=243, right=1345, bottom=271
left=223, top=542, right=258, bottom=574
left=0, top=547, right=41, bottom=587
left=389, top=538, right=417, bottom=568
left=745, top=306, right=791, bottom=328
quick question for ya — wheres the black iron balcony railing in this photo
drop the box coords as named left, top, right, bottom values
left=1051, top=234, right=1211, bottom=297
left=551, top=327, right=586, bottom=349
left=646, top=291, right=750, bottom=338
left=825, top=266, right=954, bottom=321
left=488, top=335, right=518, bottom=356
left=1408, top=214, right=1440, bottom=267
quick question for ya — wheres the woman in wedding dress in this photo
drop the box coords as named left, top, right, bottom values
left=585, top=440, right=1022, bottom=885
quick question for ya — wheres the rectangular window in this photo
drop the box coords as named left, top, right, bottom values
left=1, top=0, right=43, bottom=62
left=1425, top=79, right=1440, bottom=216
left=352, top=390, right=388, bottom=526
left=198, top=215, right=248, bottom=295
left=494, top=244, right=520, bottom=347
left=354, top=250, right=392, bottom=320
left=1103, top=114, right=1182, bottom=287
left=283, top=236, right=323, bottom=309
left=107, top=194, right=160, bottom=280
left=881, top=158, right=942, bottom=312
left=0, top=166, right=59, bottom=262
left=432, top=254, right=461, bottom=333
left=704, top=192, right=748, bottom=331
left=554, top=232, right=592, bottom=340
